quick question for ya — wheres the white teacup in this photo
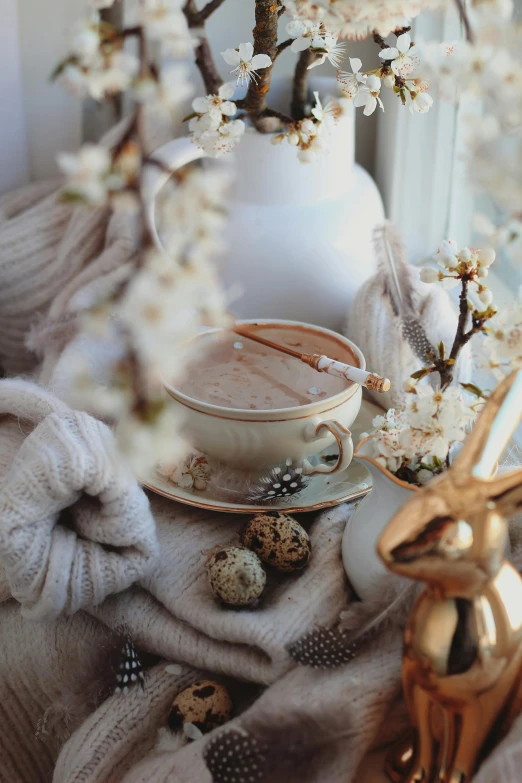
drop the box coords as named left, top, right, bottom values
left=164, top=320, right=364, bottom=476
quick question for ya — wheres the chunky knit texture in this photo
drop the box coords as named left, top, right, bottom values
left=94, top=502, right=351, bottom=684
left=0, top=379, right=158, bottom=620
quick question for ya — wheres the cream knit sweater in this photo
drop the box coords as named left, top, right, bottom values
left=1, top=173, right=522, bottom=783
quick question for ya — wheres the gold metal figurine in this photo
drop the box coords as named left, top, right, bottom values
left=378, top=370, right=522, bottom=783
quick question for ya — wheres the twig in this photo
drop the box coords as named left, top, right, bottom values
left=454, top=0, right=474, bottom=43
left=245, top=0, right=279, bottom=117
left=186, top=0, right=227, bottom=27
left=194, top=35, right=223, bottom=94
left=261, top=107, right=293, bottom=124
left=275, top=38, right=293, bottom=59
left=184, top=0, right=222, bottom=94
left=439, top=277, right=474, bottom=389
left=291, top=48, right=314, bottom=120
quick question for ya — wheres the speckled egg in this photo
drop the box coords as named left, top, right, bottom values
left=168, top=680, right=233, bottom=734
left=240, top=512, right=311, bottom=572
left=207, top=546, right=266, bottom=605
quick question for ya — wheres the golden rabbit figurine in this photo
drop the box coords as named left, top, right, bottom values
left=378, top=370, right=522, bottom=783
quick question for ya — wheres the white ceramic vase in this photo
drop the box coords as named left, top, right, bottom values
left=342, top=437, right=415, bottom=602
left=146, top=79, right=384, bottom=331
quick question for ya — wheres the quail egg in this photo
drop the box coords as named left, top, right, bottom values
left=168, top=680, right=232, bottom=734
left=207, top=546, right=266, bottom=605
left=240, top=512, right=311, bottom=572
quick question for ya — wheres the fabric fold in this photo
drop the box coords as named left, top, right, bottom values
left=0, top=379, right=158, bottom=620
left=94, top=500, right=352, bottom=684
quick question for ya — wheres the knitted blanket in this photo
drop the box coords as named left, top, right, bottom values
left=1, top=173, right=522, bottom=783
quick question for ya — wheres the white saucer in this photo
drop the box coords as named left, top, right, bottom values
left=140, top=399, right=381, bottom=514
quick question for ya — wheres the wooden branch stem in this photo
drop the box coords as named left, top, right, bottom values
left=184, top=0, right=223, bottom=94
left=291, top=48, right=314, bottom=120
left=187, top=0, right=227, bottom=27
left=245, top=0, right=279, bottom=118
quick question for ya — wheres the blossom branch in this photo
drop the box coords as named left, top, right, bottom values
left=184, top=0, right=223, bottom=94
left=195, top=36, right=223, bottom=94
left=439, top=277, right=471, bottom=389
left=275, top=38, right=293, bottom=58
left=291, top=48, right=314, bottom=120
left=245, top=0, right=279, bottom=118
left=261, top=106, right=293, bottom=123
left=186, top=0, right=227, bottom=27
left=418, top=243, right=497, bottom=390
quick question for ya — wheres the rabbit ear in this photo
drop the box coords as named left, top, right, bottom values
left=453, top=371, right=522, bottom=480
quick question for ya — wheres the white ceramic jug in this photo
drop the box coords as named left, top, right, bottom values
left=145, top=82, right=384, bottom=331
left=342, top=437, right=414, bottom=601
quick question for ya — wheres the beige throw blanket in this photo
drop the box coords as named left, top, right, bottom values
left=1, top=170, right=522, bottom=783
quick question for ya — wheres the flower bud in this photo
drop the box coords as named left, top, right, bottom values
left=420, top=267, right=439, bottom=283
left=479, top=287, right=493, bottom=306
left=383, top=73, right=395, bottom=88
left=286, top=133, right=300, bottom=146
left=478, top=247, right=496, bottom=267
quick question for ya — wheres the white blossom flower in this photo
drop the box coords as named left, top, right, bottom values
left=57, top=144, right=112, bottom=205
left=161, top=453, right=211, bottom=491
left=189, top=82, right=243, bottom=157
left=117, top=404, right=186, bottom=475
left=221, top=43, right=272, bottom=86
left=70, top=19, right=100, bottom=66
left=201, top=120, right=246, bottom=157
left=478, top=287, right=493, bottom=306
left=311, top=91, right=339, bottom=130
left=87, top=51, right=140, bottom=100
left=354, top=74, right=384, bottom=115
left=485, top=302, right=522, bottom=372
left=286, top=19, right=322, bottom=52
left=137, top=0, right=186, bottom=40
left=434, top=239, right=459, bottom=268
left=308, top=32, right=346, bottom=70
left=423, top=240, right=496, bottom=300
left=409, top=88, right=434, bottom=114
left=365, top=385, right=476, bottom=483
left=419, top=267, right=440, bottom=284
left=133, top=64, right=193, bottom=108
left=60, top=63, right=90, bottom=97
left=379, top=33, right=420, bottom=77
left=337, top=57, right=367, bottom=99
left=192, top=82, right=237, bottom=123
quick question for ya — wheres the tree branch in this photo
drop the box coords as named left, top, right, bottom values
left=291, top=48, right=314, bottom=120
left=261, top=107, right=293, bottom=124
left=454, top=0, right=474, bottom=43
left=186, top=0, right=227, bottom=27
left=195, top=35, right=223, bottom=93
left=275, top=38, right=293, bottom=58
left=184, top=0, right=222, bottom=94
left=439, top=277, right=470, bottom=389
left=245, top=0, right=279, bottom=117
